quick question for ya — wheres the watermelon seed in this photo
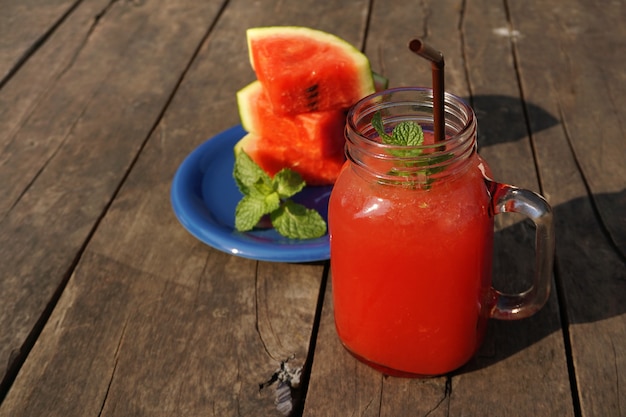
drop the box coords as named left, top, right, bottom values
left=305, top=85, right=319, bottom=98
left=304, top=84, right=319, bottom=110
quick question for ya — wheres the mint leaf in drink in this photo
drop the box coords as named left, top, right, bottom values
left=372, top=111, right=394, bottom=142
left=392, top=121, right=424, bottom=146
left=372, top=111, right=452, bottom=186
left=372, top=111, right=424, bottom=146
left=271, top=200, right=327, bottom=239
left=233, top=151, right=327, bottom=239
left=372, top=111, right=425, bottom=160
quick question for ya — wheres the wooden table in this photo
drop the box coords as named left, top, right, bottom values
left=1, top=0, right=624, bottom=416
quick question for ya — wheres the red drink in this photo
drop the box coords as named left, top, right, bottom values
left=329, top=142, right=494, bottom=376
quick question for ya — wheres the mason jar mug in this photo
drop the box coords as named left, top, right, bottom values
left=328, top=87, right=555, bottom=377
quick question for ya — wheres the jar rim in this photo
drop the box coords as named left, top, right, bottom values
left=347, top=86, right=475, bottom=152
left=344, top=87, right=477, bottom=186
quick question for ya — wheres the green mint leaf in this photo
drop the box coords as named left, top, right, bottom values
left=250, top=177, right=275, bottom=198
left=272, top=168, right=305, bottom=199
left=387, top=121, right=425, bottom=159
left=234, top=151, right=272, bottom=195
left=263, top=191, right=281, bottom=213
left=372, top=111, right=394, bottom=142
left=234, top=191, right=280, bottom=232
left=372, top=112, right=424, bottom=158
left=392, top=121, right=424, bottom=146
left=233, top=150, right=327, bottom=239
left=372, top=111, right=454, bottom=186
left=270, top=200, right=327, bottom=239
left=234, top=196, right=267, bottom=231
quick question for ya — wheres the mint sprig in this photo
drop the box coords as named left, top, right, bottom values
left=371, top=111, right=452, bottom=184
left=372, top=111, right=424, bottom=147
left=233, top=151, right=327, bottom=239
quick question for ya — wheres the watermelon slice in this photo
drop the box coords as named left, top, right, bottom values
left=247, top=26, right=375, bottom=115
left=236, top=81, right=346, bottom=185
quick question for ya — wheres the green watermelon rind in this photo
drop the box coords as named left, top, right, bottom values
left=236, top=80, right=261, bottom=133
left=246, top=26, right=375, bottom=112
left=246, top=26, right=370, bottom=68
left=233, top=133, right=252, bottom=156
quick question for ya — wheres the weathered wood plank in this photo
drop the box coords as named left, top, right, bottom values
left=366, top=0, right=469, bottom=94
left=0, top=0, right=114, bottom=217
left=522, top=0, right=626, bottom=253
left=304, top=0, right=573, bottom=415
left=0, top=0, right=227, bottom=393
left=0, top=0, right=371, bottom=415
left=0, top=0, right=79, bottom=83
left=509, top=0, right=626, bottom=415
left=0, top=248, right=323, bottom=416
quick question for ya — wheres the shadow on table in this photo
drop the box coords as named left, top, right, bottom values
left=463, top=94, right=560, bottom=147
left=448, top=94, right=625, bottom=374
left=456, top=188, right=626, bottom=375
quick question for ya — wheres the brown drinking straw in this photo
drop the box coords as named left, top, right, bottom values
left=408, top=39, right=445, bottom=143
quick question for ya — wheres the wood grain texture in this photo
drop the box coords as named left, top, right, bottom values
left=366, top=0, right=470, bottom=95
left=0, top=0, right=226, bottom=394
left=0, top=248, right=323, bottom=416
left=509, top=0, right=626, bottom=415
left=0, top=0, right=79, bottom=83
left=0, top=0, right=114, bottom=218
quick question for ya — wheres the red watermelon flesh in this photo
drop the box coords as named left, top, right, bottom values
left=236, top=131, right=346, bottom=186
left=236, top=81, right=346, bottom=185
left=247, top=27, right=375, bottom=115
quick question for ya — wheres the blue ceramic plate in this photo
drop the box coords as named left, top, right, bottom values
left=170, top=125, right=332, bottom=262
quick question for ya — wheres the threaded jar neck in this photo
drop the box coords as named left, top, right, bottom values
left=345, top=87, right=477, bottom=187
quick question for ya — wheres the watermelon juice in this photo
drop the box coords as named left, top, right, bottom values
left=329, top=137, right=493, bottom=377
left=329, top=87, right=555, bottom=377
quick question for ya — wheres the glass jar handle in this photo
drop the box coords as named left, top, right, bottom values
left=487, top=181, right=555, bottom=320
